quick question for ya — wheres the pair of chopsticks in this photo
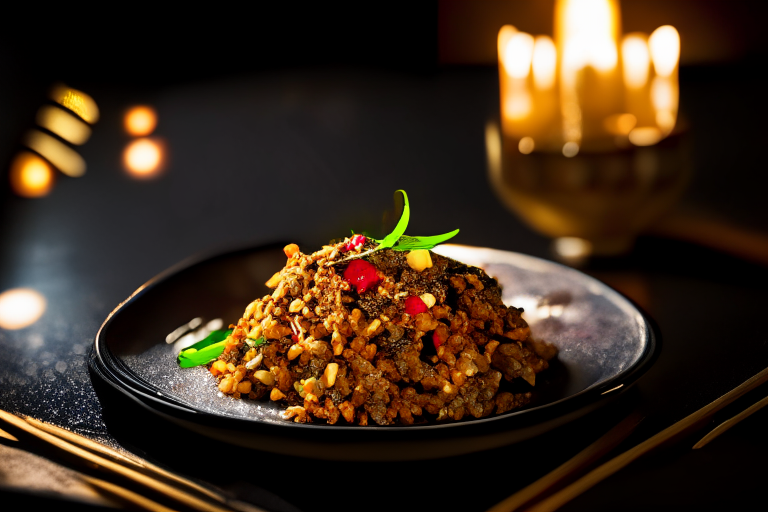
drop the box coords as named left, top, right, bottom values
left=0, top=409, right=265, bottom=512
left=488, top=365, right=768, bottom=512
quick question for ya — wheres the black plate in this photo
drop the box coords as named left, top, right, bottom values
left=92, top=243, right=659, bottom=460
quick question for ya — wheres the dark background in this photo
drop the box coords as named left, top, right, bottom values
left=2, top=2, right=768, bottom=511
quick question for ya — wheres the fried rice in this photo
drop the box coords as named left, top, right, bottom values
left=206, top=237, right=557, bottom=425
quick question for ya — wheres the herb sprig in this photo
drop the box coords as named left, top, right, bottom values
left=337, top=190, right=459, bottom=263
left=177, top=329, right=265, bottom=368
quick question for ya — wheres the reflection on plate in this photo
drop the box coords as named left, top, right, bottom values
left=91, top=243, right=659, bottom=461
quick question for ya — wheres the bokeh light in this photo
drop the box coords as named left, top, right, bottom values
left=9, top=152, right=55, bottom=198
left=0, top=288, right=47, bottom=330
left=24, top=130, right=86, bottom=177
left=604, top=113, right=637, bottom=135
left=36, top=105, right=92, bottom=145
left=124, top=106, right=158, bottom=136
left=562, top=141, right=580, bottom=157
left=123, top=138, right=165, bottom=177
left=518, top=136, right=535, bottom=154
left=628, top=127, right=663, bottom=146
left=50, top=85, right=99, bottom=124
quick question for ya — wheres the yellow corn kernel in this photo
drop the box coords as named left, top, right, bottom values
left=406, top=249, right=432, bottom=272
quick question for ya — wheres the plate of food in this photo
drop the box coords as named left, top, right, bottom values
left=91, top=191, right=659, bottom=460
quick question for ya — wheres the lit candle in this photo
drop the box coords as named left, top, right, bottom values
left=556, top=0, right=622, bottom=154
left=497, top=0, right=679, bottom=154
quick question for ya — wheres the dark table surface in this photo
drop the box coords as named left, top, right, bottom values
left=1, top=59, right=768, bottom=512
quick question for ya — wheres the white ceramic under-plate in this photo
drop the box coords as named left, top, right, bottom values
left=92, top=243, right=659, bottom=460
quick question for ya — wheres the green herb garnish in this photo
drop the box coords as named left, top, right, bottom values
left=338, top=190, right=458, bottom=263
left=178, top=329, right=266, bottom=368
left=390, top=230, right=460, bottom=251
left=178, top=329, right=232, bottom=367
left=376, top=189, right=411, bottom=250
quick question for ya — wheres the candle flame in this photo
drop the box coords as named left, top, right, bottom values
left=621, top=34, right=650, bottom=89
left=504, top=32, right=535, bottom=79
left=649, top=26, right=680, bottom=77
left=557, top=0, right=620, bottom=73
left=532, top=36, right=557, bottom=90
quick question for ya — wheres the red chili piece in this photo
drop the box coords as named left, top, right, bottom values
left=404, top=295, right=428, bottom=316
left=343, top=259, right=380, bottom=293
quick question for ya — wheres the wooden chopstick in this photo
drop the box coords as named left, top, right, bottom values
left=0, top=426, right=19, bottom=442
left=81, top=474, right=179, bottom=512
left=486, top=410, right=644, bottom=512
left=24, top=416, right=225, bottom=504
left=497, top=365, right=768, bottom=512
left=0, top=409, right=262, bottom=512
left=692, top=393, right=768, bottom=449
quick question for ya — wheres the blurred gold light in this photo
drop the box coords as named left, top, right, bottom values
left=50, top=85, right=99, bottom=124
left=504, top=91, right=533, bottom=121
left=532, top=36, right=557, bottom=90
left=553, top=237, right=593, bottom=262
left=518, top=137, right=535, bottom=154
left=9, top=152, right=55, bottom=198
left=504, top=32, right=535, bottom=79
left=604, top=113, right=637, bottom=135
left=36, top=105, right=92, bottom=145
left=0, top=288, right=46, bottom=330
left=562, top=141, right=580, bottom=157
left=622, top=34, right=650, bottom=89
left=124, top=106, right=158, bottom=136
left=649, top=26, right=680, bottom=77
left=124, top=138, right=164, bottom=177
left=557, top=0, right=619, bottom=72
left=628, top=127, right=663, bottom=146
left=24, top=130, right=86, bottom=177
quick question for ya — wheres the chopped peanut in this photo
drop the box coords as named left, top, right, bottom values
left=284, top=244, right=300, bottom=258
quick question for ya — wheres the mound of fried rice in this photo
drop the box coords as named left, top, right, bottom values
left=208, top=238, right=557, bottom=425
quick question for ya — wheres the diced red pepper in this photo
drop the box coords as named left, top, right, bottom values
left=343, top=259, right=380, bottom=293
left=343, top=234, right=367, bottom=252
left=404, top=295, right=428, bottom=316
left=432, top=331, right=443, bottom=350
